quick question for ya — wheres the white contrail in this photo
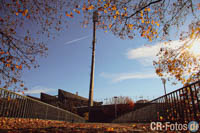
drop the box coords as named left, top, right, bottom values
left=64, top=35, right=90, bottom=45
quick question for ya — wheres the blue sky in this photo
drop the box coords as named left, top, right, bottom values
left=20, top=11, right=194, bottom=103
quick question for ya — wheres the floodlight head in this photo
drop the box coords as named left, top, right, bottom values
left=93, top=10, right=98, bottom=22
left=161, top=78, right=166, bottom=84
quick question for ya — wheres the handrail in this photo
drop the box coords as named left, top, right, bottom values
left=0, top=88, right=85, bottom=122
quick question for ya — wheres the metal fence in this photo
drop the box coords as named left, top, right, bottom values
left=0, top=88, right=85, bottom=123
left=113, top=80, right=200, bottom=123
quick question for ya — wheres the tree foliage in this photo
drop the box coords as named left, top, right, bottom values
left=0, top=0, right=77, bottom=91
left=104, top=96, right=134, bottom=105
left=79, top=0, right=198, bottom=40
left=72, top=0, right=200, bottom=85
left=154, top=21, right=200, bottom=85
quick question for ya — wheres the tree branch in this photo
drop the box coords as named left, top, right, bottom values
left=126, top=0, right=163, bottom=19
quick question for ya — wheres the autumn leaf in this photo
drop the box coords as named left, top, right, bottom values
left=22, top=9, right=28, bottom=16
left=73, top=9, right=80, bottom=14
left=115, top=10, right=120, bottom=15
left=65, top=12, right=73, bottom=18
left=88, top=5, right=94, bottom=10
left=15, top=12, right=19, bottom=16
left=112, top=5, right=117, bottom=10
left=141, top=19, right=144, bottom=23
left=198, top=3, right=200, bottom=10
left=98, top=7, right=104, bottom=11
left=106, top=127, right=114, bottom=131
left=20, top=83, right=24, bottom=87
left=6, top=64, right=11, bottom=67
left=127, top=24, right=133, bottom=30
left=109, top=24, right=112, bottom=28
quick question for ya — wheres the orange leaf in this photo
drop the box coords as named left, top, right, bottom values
left=112, top=5, right=116, bottom=10
left=88, top=5, right=94, bottom=10
left=109, top=24, right=112, bottom=28
left=127, top=24, right=133, bottom=30
left=98, top=7, right=104, bottom=11
left=106, top=127, right=114, bottom=131
left=22, top=9, right=28, bottom=16
left=19, top=64, right=22, bottom=69
left=65, top=12, right=73, bottom=18
left=26, top=15, right=30, bottom=19
left=6, top=64, right=11, bottom=67
left=73, top=9, right=80, bottom=14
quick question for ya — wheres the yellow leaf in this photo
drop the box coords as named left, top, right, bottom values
left=22, top=9, right=28, bottom=16
left=155, top=22, right=160, bottom=26
left=124, top=12, right=128, bottom=16
left=113, top=15, right=117, bottom=19
left=115, top=10, right=120, bottom=15
left=106, top=127, right=114, bottom=131
left=15, top=12, right=19, bottom=16
left=147, top=8, right=151, bottom=12
left=124, top=7, right=127, bottom=11
left=140, top=11, right=143, bottom=17
left=104, top=9, right=108, bottom=13
left=109, top=24, right=112, bottom=28
left=88, top=5, right=94, bottom=10
left=127, top=24, right=133, bottom=29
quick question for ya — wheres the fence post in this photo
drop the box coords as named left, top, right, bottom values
left=189, top=85, right=197, bottom=120
left=23, top=98, right=28, bottom=118
left=57, top=110, right=60, bottom=120
left=45, top=106, right=48, bottom=119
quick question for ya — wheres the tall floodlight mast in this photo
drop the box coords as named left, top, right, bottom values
left=88, top=10, right=98, bottom=120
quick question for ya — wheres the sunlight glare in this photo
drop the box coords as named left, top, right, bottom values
left=189, top=39, right=200, bottom=56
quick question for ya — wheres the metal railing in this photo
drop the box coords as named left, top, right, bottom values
left=0, top=88, right=85, bottom=123
left=113, top=80, right=200, bottom=123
